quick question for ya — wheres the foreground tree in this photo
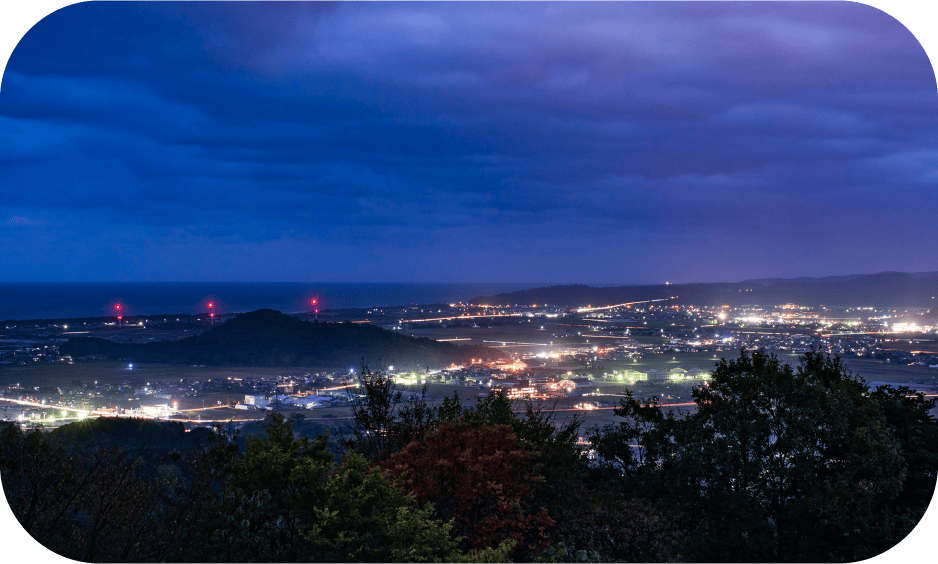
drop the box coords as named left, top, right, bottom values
left=301, top=451, right=515, bottom=562
left=204, top=412, right=506, bottom=563
left=0, top=421, right=179, bottom=562
left=347, top=375, right=593, bottom=560
left=590, top=349, right=932, bottom=562
left=380, top=421, right=554, bottom=560
left=2, top=414, right=513, bottom=562
left=866, top=383, right=938, bottom=548
left=343, top=367, right=438, bottom=461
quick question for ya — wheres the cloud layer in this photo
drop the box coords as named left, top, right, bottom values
left=1, top=2, right=936, bottom=283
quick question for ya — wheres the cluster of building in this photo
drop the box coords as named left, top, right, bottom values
left=235, top=391, right=342, bottom=411
left=2, top=299, right=937, bottom=424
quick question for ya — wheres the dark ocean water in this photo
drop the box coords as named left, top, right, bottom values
left=0, top=283, right=546, bottom=321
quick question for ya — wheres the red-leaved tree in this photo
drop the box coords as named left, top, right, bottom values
left=379, top=421, right=554, bottom=557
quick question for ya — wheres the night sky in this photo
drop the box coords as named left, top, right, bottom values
left=1, top=2, right=936, bottom=284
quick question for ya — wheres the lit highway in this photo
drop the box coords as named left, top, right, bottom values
left=401, top=313, right=523, bottom=323
left=575, top=297, right=674, bottom=313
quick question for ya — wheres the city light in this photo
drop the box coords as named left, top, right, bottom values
left=575, top=297, right=671, bottom=313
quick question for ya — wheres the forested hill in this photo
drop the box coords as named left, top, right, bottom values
left=59, top=309, right=504, bottom=368
left=470, top=271, right=938, bottom=308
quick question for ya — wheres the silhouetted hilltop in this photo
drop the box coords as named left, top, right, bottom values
left=471, top=272, right=938, bottom=308
left=59, top=309, right=504, bottom=368
left=49, top=417, right=216, bottom=459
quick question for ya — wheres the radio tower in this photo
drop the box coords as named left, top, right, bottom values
left=115, top=303, right=123, bottom=328
left=311, top=298, right=319, bottom=322
left=208, top=301, right=215, bottom=325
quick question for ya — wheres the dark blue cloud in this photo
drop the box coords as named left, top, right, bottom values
left=1, top=1, right=936, bottom=283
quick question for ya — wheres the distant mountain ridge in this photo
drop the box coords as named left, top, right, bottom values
left=470, top=272, right=938, bottom=308
left=59, top=309, right=504, bottom=368
left=741, top=271, right=938, bottom=285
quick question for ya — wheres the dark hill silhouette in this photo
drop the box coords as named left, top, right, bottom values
left=49, top=418, right=215, bottom=460
left=59, top=309, right=504, bottom=368
left=471, top=272, right=938, bottom=308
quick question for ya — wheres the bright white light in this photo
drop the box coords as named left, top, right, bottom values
left=128, top=363, right=134, bottom=370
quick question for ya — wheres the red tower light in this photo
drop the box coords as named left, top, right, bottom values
left=208, top=302, right=214, bottom=308
left=115, top=304, right=121, bottom=310
left=311, top=298, right=317, bottom=306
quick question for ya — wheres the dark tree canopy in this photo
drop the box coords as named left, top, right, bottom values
left=590, top=349, right=937, bottom=562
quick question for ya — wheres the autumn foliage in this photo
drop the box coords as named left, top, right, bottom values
left=380, top=421, right=554, bottom=557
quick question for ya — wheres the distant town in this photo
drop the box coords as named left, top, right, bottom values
left=3, top=297, right=937, bottom=429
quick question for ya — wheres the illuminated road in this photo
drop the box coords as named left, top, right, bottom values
left=0, top=397, right=104, bottom=415
left=317, top=383, right=358, bottom=392
left=575, top=297, right=675, bottom=313
left=401, top=313, right=523, bottom=323
left=581, top=335, right=633, bottom=339
left=178, top=404, right=230, bottom=413
left=482, top=340, right=553, bottom=347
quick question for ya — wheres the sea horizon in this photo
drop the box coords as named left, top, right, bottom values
left=0, top=282, right=558, bottom=322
